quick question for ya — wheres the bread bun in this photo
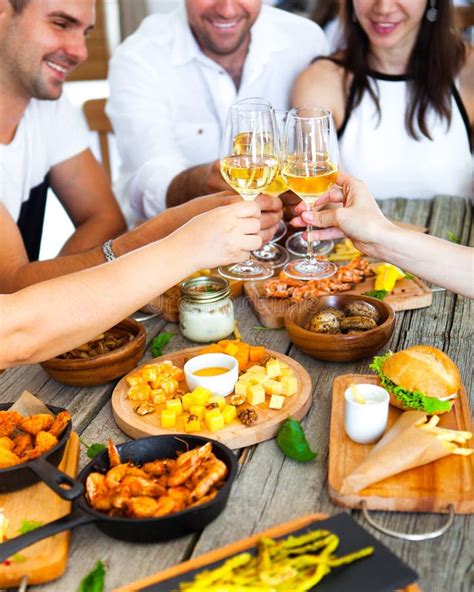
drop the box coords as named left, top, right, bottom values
left=382, top=345, right=461, bottom=405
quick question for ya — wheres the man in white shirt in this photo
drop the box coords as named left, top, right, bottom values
left=0, top=0, right=283, bottom=293
left=107, top=0, right=328, bottom=220
left=0, top=0, right=126, bottom=261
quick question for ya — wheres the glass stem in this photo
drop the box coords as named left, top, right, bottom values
left=305, top=202, right=315, bottom=263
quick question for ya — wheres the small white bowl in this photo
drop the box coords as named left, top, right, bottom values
left=344, top=384, right=389, bottom=444
left=184, top=353, right=239, bottom=397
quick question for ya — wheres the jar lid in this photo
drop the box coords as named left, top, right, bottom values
left=180, top=275, right=231, bottom=303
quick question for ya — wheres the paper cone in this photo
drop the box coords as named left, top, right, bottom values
left=342, top=410, right=450, bottom=494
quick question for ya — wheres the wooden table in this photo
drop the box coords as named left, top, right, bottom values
left=0, top=196, right=472, bottom=591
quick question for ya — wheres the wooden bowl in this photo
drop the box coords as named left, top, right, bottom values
left=40, top=318, right=146, bottom=386
left=285, top=294, right=395, bottom=362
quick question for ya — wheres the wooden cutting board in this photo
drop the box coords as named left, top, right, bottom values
left=0, top=433, right=80, bottom=587
left=328, top=375, right=474, bottom=513
left=141, top=276, right=243, bottom=323
left=115, top=513, right=420, bottom=592
left=245, top=267, right=432, bottom=329
left=111, top=347, right=312, bottom=449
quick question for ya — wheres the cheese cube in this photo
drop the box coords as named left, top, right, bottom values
left=182, top=393, right=195, bottom=411
left=209, top=396, right=226, bottom=410
left=126, top=373, right=143, bottom=387
left=279, top=361, right=288, bottom=369
left=184, top=416, right=201, bottom=433
left=141, top=366, right=159, bottom=382
left=234, top=381, right=249, bottom=398
left=151, top=390, right=166, bottom=405
left=189, top=404, right=204, bottom=420
left=269, top=395, right=285, bottom=410
left=266, top=358, right=281, bottom=378
left=225, top=343, right=239, bottom=356
left=192, top=386, right=212, bottom=405
left=280, top=367, right=294, bottom=379
left=160, top=409, right=176, bottom=428
left=205, top=414, right=225, bottom=432
left=247, top=373, right=267, bottom=385
left=281, top=376, right=298, bottom=397
left=247, top=384, right=265, bottom=406
left=166, top=399, right=183, bottom=415
left=247, top=365, right=266, bottom=374
left=204, top=408, right=221, bottom=423
left=238, top=373, right=254, bottom=383
left=127, top=384, right=151, bottom=402
left=222, top=405, right=237, bottom=424
left=263, top=379, right=282, bottom=396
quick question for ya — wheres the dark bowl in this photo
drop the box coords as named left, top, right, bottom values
left=40, top=318, right=146, bottom=386
left=285, top=294, right=395, bottom=362
left=77, top=434, right=238, bottom=542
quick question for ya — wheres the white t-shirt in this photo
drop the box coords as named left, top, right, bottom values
left=0, top=94, right=90, bottom=222
left=107, top=4, right=328, bottom=219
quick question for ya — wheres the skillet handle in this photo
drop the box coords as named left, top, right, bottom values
left=28, top=456, right=84, bottom=500
left=0, top=507, right=94, bottom=563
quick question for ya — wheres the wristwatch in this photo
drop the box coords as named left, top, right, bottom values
left=102, top=239, right=117, bottom=262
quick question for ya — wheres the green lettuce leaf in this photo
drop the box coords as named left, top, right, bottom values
left=370, top=353, right=452, bottom=414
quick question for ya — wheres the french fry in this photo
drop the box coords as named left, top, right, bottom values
left=416, top=416, right=473, bottom=456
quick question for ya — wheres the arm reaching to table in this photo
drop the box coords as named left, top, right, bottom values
left=0, top=192, right=281, bottom=293
left=0, top=200, right=263, bottom=368
left=291, top=173, right=474, bottom=299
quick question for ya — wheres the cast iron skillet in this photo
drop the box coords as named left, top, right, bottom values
left=0, top=403, right=83, bottom=500
left=0, top=434, right=238, bottom=562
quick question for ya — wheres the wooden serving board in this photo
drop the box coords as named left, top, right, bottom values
left=328, top=375, right=474, bottom=513
left=116, top=513, right=420, bottom=592
left=244, top=266, right=432, bottom=329
left=141, top=276, right=243, bottom=323
left=111, top=347, right=312, bottom=449
left=0, top=433, right=80, bottom=588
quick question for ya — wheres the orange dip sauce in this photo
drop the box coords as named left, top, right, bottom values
left=193, top=367, right=229, bottom=377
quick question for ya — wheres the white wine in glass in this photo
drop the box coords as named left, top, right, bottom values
left=218, top=101, right=279, bottom=281
left=281, top=106, right=339, bottom=280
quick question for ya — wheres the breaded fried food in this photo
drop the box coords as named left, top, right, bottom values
left=23, top=431, right=58, bottom=461
left=0, top=436, right=14, bottom=451
left=0, top=410, right=22, bottom=437
left=12, top=433, right=33, bottom=457
left=20, top=413, right=54, bottom=435
left=0, top=447, right=21, bottom=469
left=49, top=410, right=71, bottom=437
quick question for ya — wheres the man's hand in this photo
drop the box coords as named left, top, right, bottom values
left=279, top=191, right=302, bottom=221
left=202, top=160, right=229, bottom=194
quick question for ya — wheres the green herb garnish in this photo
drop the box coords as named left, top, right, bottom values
left=79, top=438, right=107, bottom=459
left=17, top=520, right=43, bottom=535
left=277, top=418, right=317, bottom=462
left=77, top=560, right=106, bottom=592
left=150, top=332, right=174, bottom=357
left=363, top=290, right=388, bottom=300
left=370, top=353, right=452, bottom=414
left=447, top=231, right=460, bottom=244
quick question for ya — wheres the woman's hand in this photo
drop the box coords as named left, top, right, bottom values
left=174, top=201, right=263, bottom=270
left=290, top=172, right=394, bottom=255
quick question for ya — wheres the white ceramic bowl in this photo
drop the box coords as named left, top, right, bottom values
left=184, top=353, right=239, bottom=398
left=344, top=384, right=389, bottom=444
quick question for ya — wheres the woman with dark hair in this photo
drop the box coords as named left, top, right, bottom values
left=292, top=0, right=473, bottom=199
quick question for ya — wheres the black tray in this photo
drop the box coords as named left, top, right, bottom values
left=140, top=512, right=418, bottom=592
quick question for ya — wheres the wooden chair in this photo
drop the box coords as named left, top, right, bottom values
left=83, top=98, right=113, bottom=179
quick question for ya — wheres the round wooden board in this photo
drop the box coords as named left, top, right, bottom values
left=111, top=347, right=312, bottom=449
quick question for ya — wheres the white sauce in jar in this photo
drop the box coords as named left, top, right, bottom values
left=179, top=276, right=234, bottom=343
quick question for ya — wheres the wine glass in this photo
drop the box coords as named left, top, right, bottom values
left=218, top=101, right=279, bottom=281
left=251, top=109, right=290, bottom=270
left=280, top=106, right=339, bottom=280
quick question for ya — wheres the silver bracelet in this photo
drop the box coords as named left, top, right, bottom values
left=102, top=239, right=117, bottom=262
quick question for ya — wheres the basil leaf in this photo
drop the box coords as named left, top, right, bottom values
left=77, top=560, right=106, bottom=592
left=150, top=332, right=174, bottom=357
left=17, top=520, right=43, bottom=535
left=363, top=289, right=388, bottom=300
left=277, top=418, right=317, bottom=462
left=447, top=231, right=460, bottom=244
left=79, top=438, right=107, bottom=459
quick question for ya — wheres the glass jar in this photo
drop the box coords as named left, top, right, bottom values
left=179, top=275, right=235, bottom=343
